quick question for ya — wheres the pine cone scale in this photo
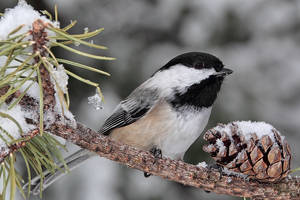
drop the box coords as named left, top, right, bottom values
left=246, top=139, right=255, bottom=152
left=282, top=157, right=290, bottom=172
left=267, top=162, right=282, bottom=178
left=261, top=135, right=273, bottom=152
left=268, top=146, right=281, bottom=164
left=236, top=151, right=247, bottom=164
left=250, top=146, right=263, bottom=164
left=240, top=160, right=252, bottom=172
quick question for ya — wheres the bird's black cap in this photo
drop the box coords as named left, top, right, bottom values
left=159, top=52, right=225, bottom=72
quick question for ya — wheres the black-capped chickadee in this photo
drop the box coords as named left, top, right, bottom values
left=26, top=52, right=232, bottom=194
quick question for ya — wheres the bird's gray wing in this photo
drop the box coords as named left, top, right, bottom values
left=99, top=87, right=159, bottom=135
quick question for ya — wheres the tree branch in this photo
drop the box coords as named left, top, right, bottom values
left=46, top=122, right=300, bottom=200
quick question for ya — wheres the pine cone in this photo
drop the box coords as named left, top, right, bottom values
left=203, top=121, right=291, bottom=182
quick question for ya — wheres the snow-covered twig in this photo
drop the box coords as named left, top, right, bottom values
left=47, top=122, right=300, bottom=200
left=0, top=2, right=112, bottom=199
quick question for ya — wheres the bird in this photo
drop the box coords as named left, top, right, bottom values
left=25, top=52, right=233, bottom=194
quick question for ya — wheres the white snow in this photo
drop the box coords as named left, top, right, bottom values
left=235, top=121, right=278, bottom=141
left=222, top=167, right=248, bottom=180
left=0, top=0, right=59, bottom=40
left=226, top=177, right=232, bottom=183
left=0, top=103, right=35, bottom=149
left=197, top=161, right=208, bottom=168
left=54, top=92, right=76, bottom=127
left=47, top=63, right=76, bottom=127
left=215, top=138, right=226, bottom=152
left=215, top=121, right=284, bottom=143
left=205, top=144, right=215, bottom=152
left=51, top=85, right=76, bottom=128
left=19, top=81, right=40, bottom=100
left=52, top=64, right=69, bottom=94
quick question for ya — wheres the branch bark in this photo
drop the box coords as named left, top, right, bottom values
left=46, top=122, right=300, bottom=200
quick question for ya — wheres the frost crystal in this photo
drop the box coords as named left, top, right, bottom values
left=197, top=161, right=207, bottom=168
left=88, top=92, right=103, bottom=110
left=49, top=64, right=76, bottom=127
left=222, top=167, right=248, bottom=180
left=52, top=64, right=69, bottom=93
left=216, top=138, right=225, bottom=152
left=226, top=177, right=232, bottom=183
left=74, top=41, right=80, bottom=46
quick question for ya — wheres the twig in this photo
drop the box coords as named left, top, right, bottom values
left=0, top=129, right=39, bottom=163
left=46, top=123, right=300, bottom=200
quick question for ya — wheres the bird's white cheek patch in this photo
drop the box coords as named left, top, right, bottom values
left=147, top=64, right=216, bottom=97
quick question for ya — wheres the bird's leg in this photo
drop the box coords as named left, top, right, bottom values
left=144, top=146, right=162, bottom=178
left=208, top=163, right=223, bottom=181
left=208, top=163, right=223, bottom=174
left=203, top=163, right=223, bottom=193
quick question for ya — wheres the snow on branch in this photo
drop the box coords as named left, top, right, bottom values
left=0, top=1, right=112, bottom=199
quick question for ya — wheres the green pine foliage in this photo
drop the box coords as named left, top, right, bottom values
left=0, top=4, right=112, bottom=199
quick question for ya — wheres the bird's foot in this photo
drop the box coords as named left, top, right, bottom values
left=208, top=163, right=223, bottom=181
left=208, top=163, right=223, bottom=172
left=144, top=172, right=151, bottom=177
left=203, top=163, right=223, bottom=193
left=144, top=146, right=162, bottom=178
left=150, top=146, right=162, bottom=159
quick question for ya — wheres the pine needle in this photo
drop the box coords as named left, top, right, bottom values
left=36, top=66, right=44, bottom=136
left=54, top=5, right=58, bottom=22
left=56, top=58, right=110, bottom=76
left=19, top=149, right=31, bottom=198
left=49, top=27, right=107, bottom=50
left=9, top=154, right=16, bottom=200
left=8, top=24, right=25, bottom=37
left=52, top=41, right=114, bottom=60
left=62, top=20, right=77, bottom=32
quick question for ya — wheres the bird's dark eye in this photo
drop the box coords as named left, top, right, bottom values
left=214, top=64, right=224, bottom=72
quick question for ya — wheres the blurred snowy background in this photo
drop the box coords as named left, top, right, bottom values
left=1, top=0, right=300, bottom=199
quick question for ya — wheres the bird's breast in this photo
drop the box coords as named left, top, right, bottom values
left=109, top=101, right=212, bottom=160
left=157, top=105, right=212, bottom=160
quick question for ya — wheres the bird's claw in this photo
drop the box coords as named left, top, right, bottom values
left=144, top=146, right=162, bottom=178
left=150, top=146, right=162, bottom=160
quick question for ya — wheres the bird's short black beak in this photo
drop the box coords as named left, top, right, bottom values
left=214, top=68, right=233, bottom=77
left=221, top=68, right=233, bottom=76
